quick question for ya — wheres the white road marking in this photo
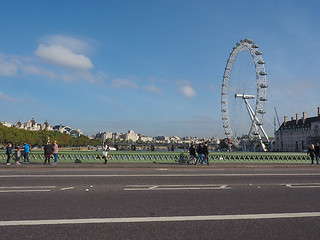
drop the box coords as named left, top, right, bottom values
left=1, top=173, right=320, bottom=178
left=0, top=186, right=55, bottom=193
left=124, top=184, right=230, bottom=191
left=0, top=212, right=320, bottom=226
left=0, top=190, right=51, bottom=193
left=60, top=187, right=75, bottom=191
left=284, top=183, right=320, bottom=188
left=0, top=186, right=56, bottom=189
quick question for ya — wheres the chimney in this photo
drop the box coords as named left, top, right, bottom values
left=296, top=114, right=300, bottom=124
left=318, top=107, right=320, bottom=116
left=303, top=112, right=307, bottom=123
left=284, top=116, right=288, bottom=126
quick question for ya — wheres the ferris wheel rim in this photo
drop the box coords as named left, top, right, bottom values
left=221, top=38, right=268, bottom=145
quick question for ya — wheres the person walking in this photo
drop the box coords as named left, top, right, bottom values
left=43, top=141, right=53, bottom=165
left=308, top=144, right=316, bottom=165
left=314, top=143, right=320, bottom=165
left=16, top=147, right=21, bottom=165
left=102, top=143, right=109, bottom=164
left=187, top=142, right=196, bottom=165
left=202, top=142, right=209, bottom=165
left=195, top=143, right=204, bottom=165
left=6, top=143, right=12, bottom=165
left=52, top=141, right=58, bottom=165
left=23, top=142, right=30, bottom=164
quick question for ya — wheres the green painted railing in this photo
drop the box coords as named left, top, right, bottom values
left=0, top=150, right=311, bottom=164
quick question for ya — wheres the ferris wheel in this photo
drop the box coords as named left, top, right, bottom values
left=221, top=38, right=269, bottom=150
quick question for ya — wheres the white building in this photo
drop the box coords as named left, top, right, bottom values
left=275, top=107, right=320, bottom=152
left=139, top=135, right=153, bottom=142
left=13, top=117, right=52, bottom=131
left=1, top=121, right=12, bottom=127
left=125, top=130, right=139, bottom=142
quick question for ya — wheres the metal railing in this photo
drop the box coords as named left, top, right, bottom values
left=0, top=151, right=310, bottom=163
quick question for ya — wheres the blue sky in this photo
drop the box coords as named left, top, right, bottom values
left=1, top=0, right=320, bottom=138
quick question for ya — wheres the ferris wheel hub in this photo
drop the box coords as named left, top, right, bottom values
left=234, top=94, right=255, bottom=99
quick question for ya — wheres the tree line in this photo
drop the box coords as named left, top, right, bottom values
left=0, top=123, right=102, bottom=148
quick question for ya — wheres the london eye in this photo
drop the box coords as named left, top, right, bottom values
left=221, top=39, right=269, bottom=151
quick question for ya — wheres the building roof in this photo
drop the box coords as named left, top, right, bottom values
left=277, top=115, right=320, bottom=132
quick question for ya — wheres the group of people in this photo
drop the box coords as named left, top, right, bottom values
left=5, top=142, right=30, bottom=165
left=5, top=141, right=58, bottom=165
left=307, top=143, right=320, bottom=165
left=43, top=140, right=59, bottom=165
left=187, top=142, right=209, bottom=165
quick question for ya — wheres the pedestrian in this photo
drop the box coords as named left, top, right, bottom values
left=43, top=141, right=53, bottom=165
left=6, top=143, right=12, bottom=165
left=202, top=142, right=209, bottom=165
left=308, top=144, right=316, bottom=165
left=187, top=142, right=196, bottom=165
left=102, top=143, right=109, bottom=164
left=52, top=141, right=58, bottom=165
left=16, top=147, right=21, bottom=165
left=195, top=143, right=204, bottom=165
left=314, top=143, right=320, bottom=165
left=23, top=142, right=30, bottom=164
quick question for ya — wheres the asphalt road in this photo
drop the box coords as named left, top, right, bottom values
left=1, top=166, right=320, bottom=239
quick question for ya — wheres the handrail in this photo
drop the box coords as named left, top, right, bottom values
left=0, top=151, right=310, bottom=163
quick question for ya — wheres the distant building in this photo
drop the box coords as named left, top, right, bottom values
left=275, top=107, right=320, bottom=152
left=139, top=135, right=153, bottom=142
left=125, top=130, right=139, bottom=142
left=95, top=131, right=113, bottom=141
left=155, top=136, right=170, bottom=143
left=13, top=117, right=52, bottom=131
left=52, top=124, right=82, bottom=137
left=1, top=121, right=12, bottom=127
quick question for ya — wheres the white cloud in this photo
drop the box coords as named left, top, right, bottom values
left=0, top=92, right=16, bottom=102
left=144, top=84, right=162, bottom=94
left=35, top=44, right=93, bottom=70
left=21, top=64, right=56, bottom=78
left=179, top=85, right=197, bottom=98
left=112, top=78, right=138, bottom=89
left=0, top=56, right=17, bottom=77
left=41, top=35, right=95, bottom=53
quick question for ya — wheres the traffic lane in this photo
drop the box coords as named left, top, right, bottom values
left=1, top=180, right=320, bottom=221
left=2, top=173, right=320, bottom=189
left=1, top=218, right=320, bottom=240
left=1, top=166, right=320, bottom=176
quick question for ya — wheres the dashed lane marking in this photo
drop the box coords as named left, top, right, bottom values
left=60, top=187, right=75, bottom=191
left=124, top=184, right=230, bottom=191
left=0, top=186, right=55, bottom=193
left=0, top=190, right=51, bottom=193
left=283, top=183, right=320, bottom=188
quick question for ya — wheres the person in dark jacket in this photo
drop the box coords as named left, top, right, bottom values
left=195, top=143, right=204, bottom=165
left=314, top=143, right=320, bottom=165
left=308, top=144, right=316, bottom=164
left=44, top=141, right=54, bottom=165
left=201, top=142, right=209, bottom=165
left=187, top=142, right=196, bottom=165
left=6, top=143, right=12, bottom=165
